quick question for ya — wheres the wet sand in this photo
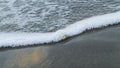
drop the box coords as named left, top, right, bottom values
left=0, top=24, right=120, bottom=68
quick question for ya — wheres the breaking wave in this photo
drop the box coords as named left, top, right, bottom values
left=0, top=11, right=120, bottom=47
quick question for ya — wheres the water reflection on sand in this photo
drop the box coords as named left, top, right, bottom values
left=0, top=47, right=48, bottom=68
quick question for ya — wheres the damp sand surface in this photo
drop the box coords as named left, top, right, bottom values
left=0, top=25, right=120, bottom=68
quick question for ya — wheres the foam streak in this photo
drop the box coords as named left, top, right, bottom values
left=0, top=11, right=120, bottom=47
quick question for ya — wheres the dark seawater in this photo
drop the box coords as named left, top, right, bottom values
left=0, top=0, right=120, bottom=32
left=0, top=24, right=120, bottom=68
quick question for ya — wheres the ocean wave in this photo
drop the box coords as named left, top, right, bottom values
left=0, top=11, right=120, bottom=47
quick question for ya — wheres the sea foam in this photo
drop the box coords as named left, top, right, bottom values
left=0, top=11, right=120, bottom=47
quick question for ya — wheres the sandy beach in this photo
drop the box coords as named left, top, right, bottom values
left=0, top=24, right=120, bottom=68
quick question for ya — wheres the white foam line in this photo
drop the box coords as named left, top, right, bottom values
left=0, top=11, right=120, bottom=47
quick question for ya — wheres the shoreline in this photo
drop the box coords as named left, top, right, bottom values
left=0, top=24, right=120, bottom=68
left=1, top=11, right=120, bottom=46
left=0, top=23, right=120, bottom=50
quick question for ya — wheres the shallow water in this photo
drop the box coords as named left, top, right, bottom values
left=0, top=24, right=120, bottom=68
left=0, top=0, right=120, bottom=32
left=0, top=0, right=120, bottom=67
